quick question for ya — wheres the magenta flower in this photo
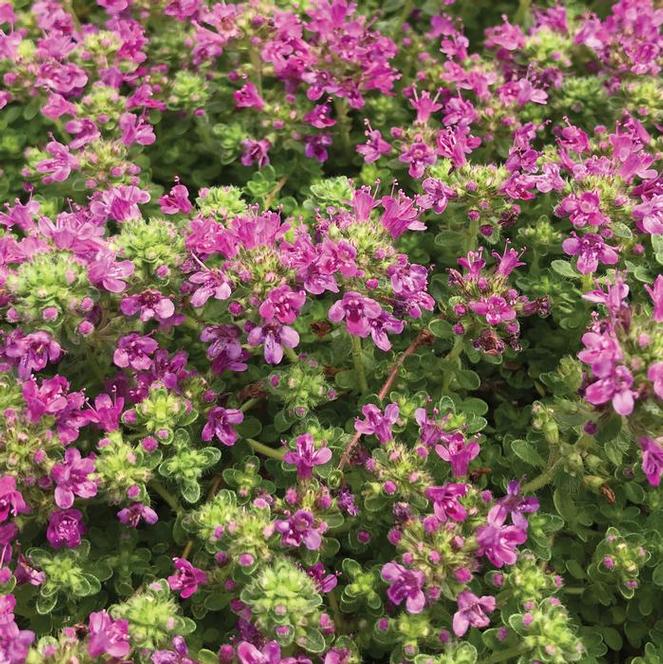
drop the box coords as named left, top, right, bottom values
left=562, top=232, right=619, bottom=274
left=237, top=641, right=285, bottom=664
left=90, top=185, right=150, bottom=223
left=46, top=508, right=85, bottom=549
left=88, top=251, right=135, bottom=293
left=113, top=334, right=159, bottom=371
left=648, top=362, right=663, bottom=400
left=202, top=406, right=244, bottom=446
left=556, top=191, right=608, bottom=228
left=284, top=434, right=332, bottom=479
left=0, top=476, right=29, bottom=522
left=119, top=112, right=156, bottom=146
left=426, top=483, right=468, bottom=522
left=380, top=191, right=426, bottom=238
left=87, top=393, right=125, bottom=432
left=159, top=184, right=193, bottom=215
left=416, top=177, right=455, bottom=214
left=381, top=562, right=426, bottom=613
left=152, top=636, right=196, bottom=664
left=368, top=313, right=405, bottom=352
left=118, top=503, right=158, bottom=528
left=51, top=448, right=97, bottom=509
left=21, top=376, right=88, bottom=444
left=275, top=509, right=326, bottom=550
left=496, top=481, right=539, bottom=529
left=328, top=291, right=382, bottom=337
left=3, top=330, right=62, bottom=379
left=241, top=139, right=271, bottom=168
left=435, top=433, right=480, bottom=477
left=259, top=286, right=306, bottom=325
left=188, top=269, right=232, bottom=308
left=356, top=128, right=391, bottom=163
left=469, top=296, right=516, bottom=325
left=247, top=321, right=300, bottom=365
left=120, top=290, right=176, bottom=323
left=645, top=275, right=663, bottom=322
left=304, top=134, right=333, bottom=162
left=35, top=140, right=79, bottom=184
left=354, top=404, right=399, bottom=443
left=633, top=195, right=663, bottom=235
left=584, top=365, right=636, bottom=416
left=476, top=505, right=527, bottom=567
left=200, top=325, right=248, bottom=373
left=233, top=82, right=265, bottom=110
left=452, top=590, right=496, bottom=637
left=168, top=558, right=208, bottom=599
left=640, top=437, right=663, bottom=487
left=87, top=611, right=131, bottom=659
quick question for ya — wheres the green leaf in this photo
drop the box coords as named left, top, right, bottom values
left=36, top=593, right=58, bottom=615
left=652, top=564, right=663, bottom=587
left=297, top=628, right=326, bottom=654
left=551, top=260, right=578, bottom=278
left=181, top=481, right=201, bottom=503
left=601, top=627, right=623, bottom=651
left=429, top=319, right=453, bottom=338
left=237, top=416, right=263, bottom=439
left=511, top=438, right=546, bottom=467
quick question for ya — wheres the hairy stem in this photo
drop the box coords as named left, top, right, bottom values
left=441, top=335, right=464, bottom=393
left=150, top=480, right=181, bottom=515
left=351, top=336, right=369, bottom=394
left=246, top=438, right=286, bottom=461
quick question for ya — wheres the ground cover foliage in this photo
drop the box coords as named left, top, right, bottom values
left=0, top=0, right=662, bottom=662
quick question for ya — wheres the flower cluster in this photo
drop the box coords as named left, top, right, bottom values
left=0, top=0, right=661, bottom=663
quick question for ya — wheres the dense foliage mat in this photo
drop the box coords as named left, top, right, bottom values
left=0, top=0, right=662, bottom=662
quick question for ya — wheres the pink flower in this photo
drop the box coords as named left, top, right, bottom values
left=168, top=558, right=208, bottom=599
left=90, top=186, right=150, bottom=223
left=237, top=641, right=284, bottom=664
left=648, top=362, right=663, bottom=400
left=117, top=503, right=158, bottom=528
left=354, top=404, right=399, bottom=443
left=119, top=113, right=156, bottom=146
left=426, top=483, right=468, bottom=522
left=284, top=434, right=332, bottom=479
left=452, top=590, right=496, bottom=637
left=247, top=321, right=300, bottom=365
left=159, top=184, right=193, bottom=215
left=380, top=192, right=426, bottom=238
left=640, top=437, right=663, bottom=487
left=47, top=508, right=85, bottom=549
left=0, top=476, right=29, bottom=522
left=584, top=365, right=636, bottom=416
left=3, top=330, right=62, bottom=379
left=202, top=406, right=244, bottom=446
left=35, top=140, right=79, bottom=184
left=87, top=611, right=131, bottom=659
left=328, top=291, right=382, bottom=337
left=562, top=232, right=619, bottom=274
left=233, top=82, right=265, bottom=110
left=275, top=509, right=326, bottom=550
left=88, top=251, right=134, bottom=293
left=241, top=139, right=271, bottom=168
left=476, top=505, right=527, bottom=567
left=356, top=128, right=391, bottom=163
left=435, top=434, right=480, bottom=477
left=113, top=334, right=159, bottom=371
left=381, top=562, right=426, bottom=613
left=120, top=290, right=176, bottom=323
left=469, top=296, right=516, bottom=325
left=51, top=449, right=97, bottom=509
left=259, top=286, right=306, bottom=325
left=645, top=275, right=663, bottom=322
left=188, top=269, right=232, bottom=307
left=633, top=195, right=663, bottom=235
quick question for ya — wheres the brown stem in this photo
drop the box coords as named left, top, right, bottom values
left=264, top=176, right=288, bottom=209
left=338, top=329, right=433, bottom=470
